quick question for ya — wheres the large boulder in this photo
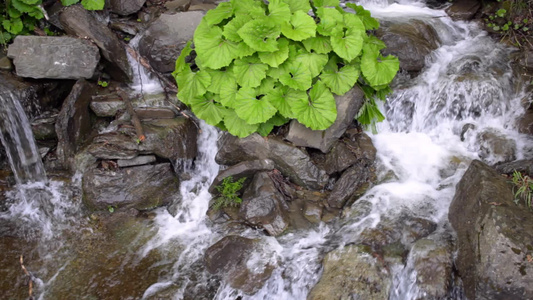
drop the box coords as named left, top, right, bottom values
left=377, top=20, right=440, bottom=72
left=82, top=163, right=179, bottom=210
left=106, top=0, right=146, bottom=16
left=59, top=5, right=133, bottom=82
left=240, top=172, right=289, bottom=236
left=477, top=129, right=516, bottom=164
left=204, top=235, right=279, bottom=294
left=285, top=87, right=364, bottom=153
left=55, top=79, right=95, bottom=171
left=445, top=0, right=481, bottom=21
left=139, top=11, right=204, bottom=73
left=309, top=244, right=391, bottom=300
left=208, top=159, right=275, bottom=193
left=7, top=36, right=99, bottom=79
left=449, top=160, right=533, bottom=300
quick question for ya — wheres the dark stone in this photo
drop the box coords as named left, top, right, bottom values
left=90, top=95, right=125, bottom=117
left=59, top=5, right=133, bottom=82
left=208, top=159, right=275, bottom=194
left=107, top=0, right=146, bottom=16
left=164, top=0, right=191, bottom=12
left=518, top=51, right=533, bottom=71
left=31, top=116, right=57, bottom=140
left=494, top=159, right=533, bottom=177
left=449, top=160, right=533, bottom=300
left=117, top=155, right=156, bottom=167
left=204, top=235, right=278, bottom=294
left=285, top=87, right=364, bottom=153
left=325, top=132, right=376, bottom=175
left=87, top=132, right=140, bottom=160
left=55, top=79, right=95, bottom=171
left=140, top=118, right=198, bottom=161
left=135, top=107, right=175, bottom=119
left=82, top=163, right=178, bottom=210
left=139, top=11, right=204, bottom=73
left=517, top=109, right=533, bottom=135
left=216, top=133, right=328, bottom=190
left=377, top=20, right=440, bottom=72
left=477, top=129, right=516, bottom=164
left=326, top=162, right=374, bottom=209
left=240, top=172, right=289, bottom=236
left=445, top=0, right=481, bottom=21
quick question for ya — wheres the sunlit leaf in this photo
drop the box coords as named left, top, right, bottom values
left=257, top=113, right=289, bottom=136
left=235, top=87, right=278, bottom=124
left=321, top=64, right=359, bottom=95
left=81, top=0, right=105, bottom=10
left=281, top=11, right=316, bottom=41
left=316, top=7, right=343, bottom=36
left=223, top=109, right=259, bottom=138
left=189, top=95, right=228, bottom=126
left=279, top=62, right=312, bottom=91
left=206, top=68, right=236, bottom=94
left=238, top=18, right=280, bottom=52
left=346, top=3, right=380, bottom=30
left=263, top=84, right=306, bottom=118
left=223, top=15, right=252, bottom=42
left=294, top=51, right=328, bottom=77
left=267, top=0, right=292, bottom=25
left=204, top=2, right=234, bottom=26
left=176, top=68, right=211, bottom=104
left=258, top=38, right=290, bottom=68
left=289, top=81, right=337, bottom=130
left=361, top=44, right=399, bottom=88
left=233, top=55, right=269, bottom=88
left=282, top=0, right=311, bottom=13
left=302, top=35, right=332, bottom=54
left=194, top=20, right=243, bottom=69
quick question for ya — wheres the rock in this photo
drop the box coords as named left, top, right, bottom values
left=517, top=109, right=533, bottom=135
left=494, top=159, right=533, bottom=177
left=303, top=201, right=322, bottom=224
left=477, top=129, right=516, bottom=164
left=518, top=51, right=533, bottom=71
left=7, top=36, right=99, bottom=80
left=139, top=11, right=204, bottom=73
left=204, top=235, right=279, bottom=294
left=164, top=0, right=191, bottom=12
left=134, top=107, right=175, bottom=119
left=324, top=132, right=376, bottom=175
left=60, top=5, right=133, bottom=82
left=117, top=155, right=156, bottom=167
left=82, top=163, right=179, bottom=210
left=240, top=172, right=289, bottom=236
left=109, top=20, right=142, bottom=35
left=140, top=118, right=198, bottom=161
left=90, top=95, right=125, bottom=117
left=0, top=56, right=12, bottom=71
left=31, top=116, right=57, bottom=140
left=209, top=159, right=275, bottom=193
left=55, top=79, right=96, bottom=171
left=309, top=244, right=391, bottom=300
left=445, top=0, right=481, bottom=21
left=285, top=87, right=364, bottom=153
left=107, top=0, right=146, bottom=16
left=449, top=160, right=533, bottom=300
left=326, top=163, right=373, bottom=209
left=87, top=131, right=140, bottom=160
left=377, top=20, right=440, bottom=72
left=323, top=142, right=358, bottom=175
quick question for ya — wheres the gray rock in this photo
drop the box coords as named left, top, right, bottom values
left=209, top=159, right=275, bottom=193
left=216, top=134, right=328, bottom=190
left=324, top=132, right=376, bottom=175
left=309, top=244, right=391, bottom=300
left=107, top=0, right=146, bottom=16
left=139, top=11, right=204, bottom=73
left=204, top=235, right=278, bottom=294
left=90, top=95, right=125, bottom=117
left=517, top=109, right=533, bottom=135
left=303, top=201, right=322, bottom=224
left=55, top=79, right=96, bottom=171
left=60, top=5, right=133, bottom=82
left=7, top=36, right=99, bottom=79
left=518, top=51, right=533, bottom=71
left=87, top=132, right=140, bottom=160
left=449, top=160, right=533, bottom=300
left=377, top=20, right=440, bottom=72
left=326, top=163, right=373, bottom=209
left=0, top=56, right=12, bottom=71
left=477, top=129, right=516, bottom=164
left=82, top=163, right=179, bottom=210
left=117, top=155, right=156, bottom=167
left=31, top=116, right=57, bottom=140
left=135, top=107, right=175, bottom=119
left=140, top=118, right=198, bottom=161
left=285, top=87, right=364, bottom=153
left=445, top=0, right=481, bottom=21
left=494, top=159, right=533, bottom=177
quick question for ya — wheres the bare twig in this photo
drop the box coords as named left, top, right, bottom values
left=117, top=89, right=145, bottom=142
left=20, top=255, right=34, bottom=300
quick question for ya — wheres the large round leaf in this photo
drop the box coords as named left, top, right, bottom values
left=302, top=35, right=332, bottom=54
left=282, top=0, right=311, bottom=13
left=235, top=88, right=278, bottom=124
left=279, top=62, right=312, bottom=91
left=267, top=0, right=291, bottom=25
left=223, top=15, right=252, bottom=42
left=294, top=51, right=328, bottom=77
left=238, top=18, right=280, bottom=52
left=316, top=7, right=343, bottom=37
left=206, top=68, right=236, bottom=94
left=233, top=56, right=269, bottom=88
left=194, top=20, right=243, bottom=69
left=330, top=28, right=364, bottom=62
left=258, top=38, right=290, bottom=68
left=361, top=44, right=400, bottom=88
left=263, top=84, right=307, bottom=118
left=223, top=110, right=259, bottom=138
left=289, top=81, right=337, bottom=130
left=204, top=2, right=234, bottom=26
left=320, top=64, right=360, bottom=95
left=281, top=11, right=316, bottom=41
left=189, top=95, right=228, bottom=126
left=176, top=69, right=211, bottom=105
left=257, top=113, right=289, bottom=136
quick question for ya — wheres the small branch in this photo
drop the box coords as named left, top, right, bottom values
left=117, top=89, right=145, bottom=142
left=20, top=255, right=34, bottom=300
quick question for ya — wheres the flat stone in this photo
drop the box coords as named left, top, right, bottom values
left=303, top=202, right=322, bottom=224
left=134, top=107, right=175, bottom=119
left=90, top=95, right=125, bottom=117
left=7, top=36, right=99, bottom=79
left=0, top=56, right=12, bottom=70
left=117, top=155, right=156, bottom=167
left=107, top=0, right=146, bottom=16
left=208, top=159, right=275, bottom=193
left=164, top=0, right=190, bottom=12
left=31, top=116, right=57, bottom=140
left=445, top=0, right=481, bottom=21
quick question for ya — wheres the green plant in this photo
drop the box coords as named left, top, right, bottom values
left=213, top=176, right=247, bottom=210
left=482, top=0, right=532, bottom=49
left=98, top=80, right=109, bottom=87
left=511, top=170, right=533, bottom=208
left=173, top=0, right=399, bottom=138
left=108, top=205, right=115, bottom=213
left=61, top=0, right=105, bottom=10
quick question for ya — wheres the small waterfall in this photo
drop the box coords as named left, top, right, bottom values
left=126, top=35, right=164, bottom=95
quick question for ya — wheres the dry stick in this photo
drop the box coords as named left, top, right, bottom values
left=117, top=89, right=146, bottom=142
left=20, top=255, right=34, bottom=300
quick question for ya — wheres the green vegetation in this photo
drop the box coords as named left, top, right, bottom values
left=0, top=0, right=105, bottom=45
left=98, top=80, right=109, bottom=87
left=173, top=0, right=399, bottom=138
left=213, top=176, right=247, bottom=210
left=511, top=170, right=533, bottom=208
left=483, top=0, right=532, bottom=49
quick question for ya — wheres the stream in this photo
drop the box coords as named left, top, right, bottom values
left=1, top=0, right=532, bottom=299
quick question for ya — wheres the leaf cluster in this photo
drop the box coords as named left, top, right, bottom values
left=483, top=0, right=532, bottom=49
left=173, top=0, right=399, bottom=138
left=213, top=176, right=247, bottom=210
left=511, top=170, right=533, bottom=209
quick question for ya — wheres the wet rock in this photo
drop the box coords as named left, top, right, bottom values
left=109, top=20, right=142, bottom=35
left=216, top=134, right=329, bottom=190
left=164, top=0, right=191, bottom=12
left=325, top=132, right=377, bottom=175
left=517, top=109, right=533, bottom=135
left=90, top=95, right=125, bottom=117
left=0, top=56, right=12, bottom=70
left=204, top=235, right=279, bottom=294
left=135, top=107, right=175, bottom=119
left=107, top=0, right=146, bottom=16
left=7, top=36, right=99, bottom=79
left=60, top=5, right=133, bottom=82
left=140, top=117, right=198, bottom=161
left=449, top=160, right=533, bottom=300
left=55, top=79, right=96, bottom=171
left=117, top=155, right=156, bottom=167
left=477, top=129, right=516, bottom=164
left=31, top=115, right=57, bottom=140
left=285, top=87, right=364, bottom=153
left=240, top=172, right=289, bottom=236
left=87, top=132, right=139, bottom=160
left=139, top=11, right=204, bottom=73
left=327, top=162, right=374, bottom=209
left=208, top=159, right=275, bottom=194
left=445, top=0, right=481, bottom=21
left=82, top=163, right=179, bottom=210
left=494, top=159, right=533, bottom=177
left=518, top=51, right=533, bottom=71
left=460, top=123, right=475, bottom=141
left=309, top=244, right=391, bottom=300
left=377, top=20, right=440, bottom=72
left=324, top=142, right=358, bottom=175
left=303, top=201, right=322, bottom=224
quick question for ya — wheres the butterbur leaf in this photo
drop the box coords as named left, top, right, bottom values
left=189, top=95, right=227, bottom=126
left=316, top=7, right=343, bottom=36
left=376, top=86, right=392, bottom=100
left=11, top=0, right=36, bottom=13
left=223, top=15, right=252, bottom=42
left=19, top=0, right=41, bottom=4
left=356, top=98, right=385, bottom=127
left=282, top=0, right=311, bottom=13
left=176, top=69, right=211, bottom=104
left=204, top=2, right=233, bottom=26
left=173, top=40, right=193, bottom=75
left=294, top=51, right=328, bottom=77
left=361, top=44, right=399, bottom=88
left=263, top=84, right=306, bottom=118
left=207, top=68, right=236, bottom=94
left=223, top=110, right=259, bottom=138
left=27, top=7, right=44, bottom=18
left=8, top=7, right=22, bottom=18
left=302, top=35, right=332, bottom=54
left=81, top=0, right=105, bottom=10
left=238, top=18, right=280, bottom=52
left=258, top=38, right=290, bottom=67
left=233, top=56, right=269, bottom=88
left=60, top=0, right=79, bottom=6
left=279, top=62, right=312, bottom=91
left=257, top=77, right=277, bottom=95
left=321, top=64, right=360, bottom=95
left=281, top=11, right=316, bottom=41
left=235, top=87, right=278, bottom=124
left=232, top=0, right=265, bottom=18
left=313, top=0, right=340, bottom=7
left=219, top=81, right=239, bottom=108
left=330, top=28, right=364, bottom=62
left=268, top=0, right=292, bottom=25
left=364, top=35, right=387, bottom=52
left=257, top=113, right=289, bottom=136
left=289, top=81, right=337, bottom=130
left=2, top=19, right=23, bottom=34
left=346, top=3, right=379, bottom=30
left=194, top=20, right=242, bottom=69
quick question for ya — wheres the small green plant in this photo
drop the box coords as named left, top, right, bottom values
left=482, top=0, right=532, bottom=49
left=173, top=0, right=399, bottom=138
left=98, top=80, right=109, bottom=87
left=511, top=170, right=533, bottom=208
left=60, top=0, right=105, bottom=10
left=108, top=205, right=115, bottom=213
left=213, top=176, right=247, bottom=210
